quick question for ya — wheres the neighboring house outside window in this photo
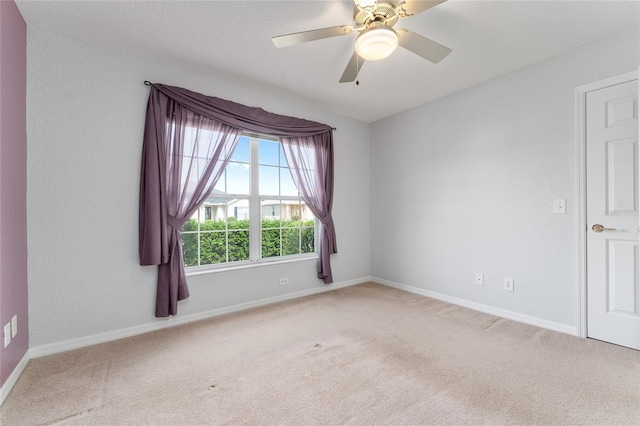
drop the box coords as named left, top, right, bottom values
left=181, top=135, right=316, bottom=269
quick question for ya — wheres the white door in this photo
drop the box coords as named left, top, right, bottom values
left=586, top=79, right=639, bottom=349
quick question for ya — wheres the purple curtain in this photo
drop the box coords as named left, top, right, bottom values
left=281, top=135, right=337, bottom=283
left=140, top=83, right=336, bottom=316
left=140, top=87, right=241, bottom=316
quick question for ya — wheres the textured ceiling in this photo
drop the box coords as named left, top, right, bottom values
left=16, top=0, right=640, bottom=123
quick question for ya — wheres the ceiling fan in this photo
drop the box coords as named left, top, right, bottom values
left=272, top=0, right=452, bottom=83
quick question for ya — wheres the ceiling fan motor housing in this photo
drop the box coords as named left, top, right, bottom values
left=354, top=1, right=399, bottom=29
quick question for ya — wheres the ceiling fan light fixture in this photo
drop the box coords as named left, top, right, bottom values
left=355, top=26, right=398, bottom=61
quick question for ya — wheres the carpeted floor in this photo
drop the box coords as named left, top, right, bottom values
left=2, top=282, right=639, bottom=425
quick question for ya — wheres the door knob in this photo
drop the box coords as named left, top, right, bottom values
left=592, top=224, right=616, bottom=232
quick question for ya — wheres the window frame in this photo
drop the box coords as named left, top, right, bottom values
left=183, top=133, right=318, bottom=274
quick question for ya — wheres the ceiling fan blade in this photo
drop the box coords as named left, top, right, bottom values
left=397, top=29, right=451, bottom=64
left=339, top=51, right=366, bottom=83
left=398, top=0, right=447, bottom=17
left=272, top=25, right=353, bottom=48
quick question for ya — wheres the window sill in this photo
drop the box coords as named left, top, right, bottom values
left=185, top=255, right=317, bottom=277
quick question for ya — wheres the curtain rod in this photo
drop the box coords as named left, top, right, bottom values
left=143, top=81, right=336, bottom=131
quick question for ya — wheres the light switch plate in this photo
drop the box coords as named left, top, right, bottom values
left=553, top=199, right=566, bottom=214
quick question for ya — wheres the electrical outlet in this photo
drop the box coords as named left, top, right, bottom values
left=279, top=277, right=289, bottom=286
left=11, top=315, right=17, bottom=338
left=3, top=323, right=10, bottom=348
left=504, top=277, right=514, bottom=292
left=475, top=273, right=484, bottom=286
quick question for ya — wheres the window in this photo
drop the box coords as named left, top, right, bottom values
left=181, top=135, right=315, bottom=269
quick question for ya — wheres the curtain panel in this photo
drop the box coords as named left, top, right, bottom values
left=281, top=135, right=336, bottom=283
left=139, top=83, right=337, bottom=317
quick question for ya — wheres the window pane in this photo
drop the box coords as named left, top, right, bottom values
left=301, top=226, right=315, bottom=254
left=199, top=231, right=226, bottom=265
left=262, top=228, right=281, bottom=258
left=259, top=165, right=279, bottom=195
left=259, top=139, right=280, bottom=166
left=280, top=168, right=298, bottom=197
left=228, top=230, right=250, bottom=262
left=182, top=233, right=198, bottom=267
left=175, top=202, right=252, bottom=267
left=231, top=136, right=250, bottom=162
left=282, top=227, right=300, bottom=256
left=261, top=199, right=281, bottom=228
left=229, top=199, right=250, bottom=221
left=225, top=162, right=250, bottom=195
left=213, top=171, right=226, bottom=193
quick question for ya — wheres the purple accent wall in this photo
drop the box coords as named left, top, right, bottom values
left=0, top=0, right=28, bottom=388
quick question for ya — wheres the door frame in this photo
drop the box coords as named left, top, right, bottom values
left=575, top=70, right=638, bottom=339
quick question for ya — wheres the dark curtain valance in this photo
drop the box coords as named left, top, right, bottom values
left=140, top=83, right=337, bottom=317
left=151, top=83, right=333, bottom=138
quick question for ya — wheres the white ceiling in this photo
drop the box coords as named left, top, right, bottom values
left=16, top=0, right=640, bottom=123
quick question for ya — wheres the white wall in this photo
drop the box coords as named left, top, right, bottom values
left=27, top=29, right=370, bottom=348
left=370, top=28, right=639, bottom=328
left=27, top=22, right=638, bottom=350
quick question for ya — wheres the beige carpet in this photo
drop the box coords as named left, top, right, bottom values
left=2, top=282, right=639, bottom=425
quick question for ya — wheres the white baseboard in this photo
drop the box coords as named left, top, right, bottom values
left=29, top=276, right=370, bottom=359
left=0, top=350, right=30, bottom=407
left=372, top=277, right=578, bottom=336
